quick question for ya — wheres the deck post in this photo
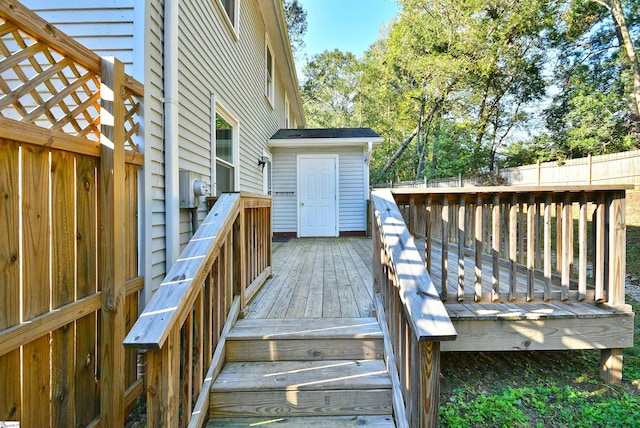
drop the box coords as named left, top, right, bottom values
left=417, top=341, right=441, bottom=427
left=600, top=348, right=624, bottom=385
left=608, top=190, right=626, bottom=307
left=238, top=197, right=247, bottom=313
left=99, top=56, right=126, bottom=427
left=600, top=190, right=627, bottom=385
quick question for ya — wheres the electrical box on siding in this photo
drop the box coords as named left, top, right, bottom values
left=179, top=170, right=211, bottom=208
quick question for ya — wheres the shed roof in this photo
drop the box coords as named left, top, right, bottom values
left=269, top=128, right=383, bottom=148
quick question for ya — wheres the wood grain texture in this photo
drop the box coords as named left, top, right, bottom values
left=51, top=150, right=76, bottom=427
left=124, top=163, right=139, bottom=399
left=206, top=415, right=395, bottom=427
left=124, top=193, right=240, bottom=348
left=372, top=190, right=457, bottom=342
left=457, top=199, right=465, bottom=300
left=21, top=143, right=51, bottom=426
left=441, top=313, right=633, bottom=352
left=23, top=335, right=51, bottom=426
left=227, top=338, right=384, bottom=363
left=0, top=139, right=20, bottom=420
left=608, top=192, right=626, bottom=306
left=418, top=341, right=440, bottom=428
left=475, top=197, right=484, bottom=301
left=210, top=389, right=393, bottom=418
left=600, top=348, right=624, bottom=385
left=99, top=57, right=127, bottom=427
left=212, top=359, right=391, bottom=392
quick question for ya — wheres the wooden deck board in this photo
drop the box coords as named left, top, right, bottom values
left=248, top=238, right=374, bottom=319
left=206, top=415, right=396, bottom=427
left=212, top=359, right=391, bottom=392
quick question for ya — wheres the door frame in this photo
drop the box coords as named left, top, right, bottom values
left=297, top=154, right=339, bottom=237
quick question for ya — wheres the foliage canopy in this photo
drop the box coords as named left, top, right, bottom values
left=294, top=0, right=640, bottom=183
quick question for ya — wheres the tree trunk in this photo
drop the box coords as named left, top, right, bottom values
left=381, top=78, right=459, bottom=175
left=599, top=0, right=640, bottom=135
left=381, top=101, right=441, bottom=175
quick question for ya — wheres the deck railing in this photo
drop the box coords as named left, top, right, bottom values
left=391, top=186, right=628, bottom=307
left=371, top=190, right=457, bottom=427
left=124, top=193, right=272, bottom=428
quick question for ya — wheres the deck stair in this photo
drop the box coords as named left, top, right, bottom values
left=207, top=317, right=395, bottom=427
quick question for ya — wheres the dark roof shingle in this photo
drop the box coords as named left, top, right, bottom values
left=271, top=128, right=381, bottom=140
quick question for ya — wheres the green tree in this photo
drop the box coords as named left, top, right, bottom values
left=518, top=0, right=640, bottom=162
left=283, top=0, right=307, bottom=57
left=365, top=0, right=556, bottom=179
left=301, top=49, right=361, bottom=128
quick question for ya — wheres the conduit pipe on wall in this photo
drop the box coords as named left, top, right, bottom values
left=164, top=0, right=180, bottom=270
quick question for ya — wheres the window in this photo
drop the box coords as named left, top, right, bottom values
left=214, top=111, right=237, bottom=195
left=218, top=0, right=240, bottom=35
left=265, top=36, right=274, bottom=106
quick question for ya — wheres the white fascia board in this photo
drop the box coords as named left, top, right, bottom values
left=269, top=137, right=384, bottom=148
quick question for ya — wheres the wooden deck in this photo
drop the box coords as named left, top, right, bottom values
left=208, top=238, right=393, bottom=426
left=246, top=237, right=375, bottom=319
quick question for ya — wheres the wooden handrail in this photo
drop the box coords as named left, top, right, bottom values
left=124, top=192, right=272, bottom=427
left=371, top=189, right=456, bottom=427
left=124, top=193, right=241, bottom=349
left=393, top=186, right=629, bottom=307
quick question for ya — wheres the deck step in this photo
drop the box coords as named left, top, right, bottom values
left=206, top=415, right=396, bottom=427
left=226, top=318, right=384, bottom=361
left=210, top=359, right=392, bottom=418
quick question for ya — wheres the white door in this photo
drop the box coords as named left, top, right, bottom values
left=299, top=156, right=338, bottom=237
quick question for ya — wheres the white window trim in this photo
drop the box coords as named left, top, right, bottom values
left=210, top=95, right=240, bottom=196
left=262, top=150, right=272, bottom=195
left=284, top=93, right=290, bottom=129
left=264, top=34, right=275, bottom=107
left=214, top=0, right=240, bottom=40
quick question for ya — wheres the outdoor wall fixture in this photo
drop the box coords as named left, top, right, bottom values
left=258, top=155, right=269, bottom=170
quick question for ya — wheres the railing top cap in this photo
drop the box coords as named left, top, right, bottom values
left=383, top=184, right=633, bottom=195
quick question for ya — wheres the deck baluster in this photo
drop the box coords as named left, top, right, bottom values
left=441, top=197, right=449, bottom=300
left=509, top=195, right=518, bottom=301
left=457, top=197, right=466, bottom=301
left=544, top=195, right=552, bottom=301
left=492, top=194, right=501, bottom=301
left=475, top=195, right=484, bottom=301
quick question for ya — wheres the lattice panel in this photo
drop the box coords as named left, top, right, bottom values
left=0, top=16, right=142, bottom=153
left=0, top=18, right=102, bottom=140
left=123, top=89, right=142, bottom=152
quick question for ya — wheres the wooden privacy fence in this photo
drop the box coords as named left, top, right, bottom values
left=392, top=186, right=628, bottom=306
left=0, top=2, right=143, bottom=427
left=124, top=193, right=272, bottom=428
left=373, top=150, right=640, bottom=189
left=371, top=190, right=457, bottom=427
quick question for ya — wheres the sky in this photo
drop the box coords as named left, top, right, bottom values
left=296, top=0, right=399, bottom=75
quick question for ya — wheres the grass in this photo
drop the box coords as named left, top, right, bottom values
left=439, top=298, right=640, bottom=427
